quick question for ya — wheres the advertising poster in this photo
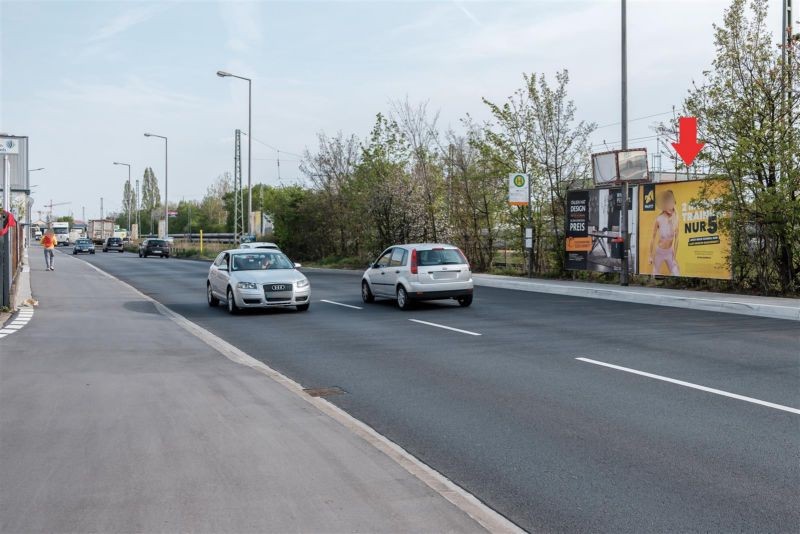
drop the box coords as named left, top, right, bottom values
left=638, top=180, right=731, bottom=279
left=565, top=188, right=637, bottom=273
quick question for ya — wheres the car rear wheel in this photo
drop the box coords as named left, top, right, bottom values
left=296, top=303, right=310, bottom=312
left=457, top=295, right=473, bottom=307
left=361, top=281, right=375, bottom=303
left=226, top=287, right=239, bottom=315
left=396, top=286, right=412, bottom=310
left=207, top=283, right=219, bottom=307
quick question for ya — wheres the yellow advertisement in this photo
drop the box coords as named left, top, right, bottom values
left=638, top=180, right=731, bottom=279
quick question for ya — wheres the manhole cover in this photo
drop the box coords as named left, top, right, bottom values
left=303, top=386, right=346, bottom=397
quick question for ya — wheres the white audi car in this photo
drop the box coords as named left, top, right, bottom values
left=207, top=249, right=310, bottom=314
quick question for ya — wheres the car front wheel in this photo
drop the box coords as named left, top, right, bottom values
left=361, top=281, right=375, bottom=303
left=396, top=286, right=412, bottom=310
left=207, top=283, right=219, bottom=307
left=296, top=303, right=310, bottom=312
left=458, top=295, right=473, bottom=307
left=226, top=288, right=239, bottom=315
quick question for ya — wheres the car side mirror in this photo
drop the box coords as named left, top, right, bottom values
left=371, top=263, right=380, bottom=269
left=294, top=262, right=302, bottom=268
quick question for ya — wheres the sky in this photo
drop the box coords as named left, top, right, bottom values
left=0, top=0, right=784, bottom=221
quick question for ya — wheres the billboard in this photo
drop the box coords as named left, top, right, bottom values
left=592, top=149, right=649, bottom=185
left=565, top=187, right=637, bottom=273
left=637, top=180, right=731, bottom=279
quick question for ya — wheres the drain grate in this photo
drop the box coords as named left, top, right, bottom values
left=303, top=386, right=346, bottom=397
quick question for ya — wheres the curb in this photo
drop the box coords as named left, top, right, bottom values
left=71, top=254, right=525, bottom=534
left=473, top=275, right=800, bottom=322
left=303, top=267, right=799, bottom=322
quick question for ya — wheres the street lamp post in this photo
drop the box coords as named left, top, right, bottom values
left=113, top=161, right=132, bottom=233
left=217, top=70, right=253, bottom=235
left=144, top=133, right=168, bottom=237
left=620, top=0, right=630, bottom=287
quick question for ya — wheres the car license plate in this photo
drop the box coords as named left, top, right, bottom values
left=432, top=271, right=458, bottom=280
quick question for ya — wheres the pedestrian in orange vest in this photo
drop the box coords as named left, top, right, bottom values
left=41, top=230, right=57, bottom=271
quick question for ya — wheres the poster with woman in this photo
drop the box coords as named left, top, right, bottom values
left=638, top=180, right=731, bottom=279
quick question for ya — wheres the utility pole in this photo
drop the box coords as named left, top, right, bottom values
left=619, top=0, right=630, bottom=286
left=100, top=197, right=104, bottom=220
left=82, top=206, right=85, bottom=223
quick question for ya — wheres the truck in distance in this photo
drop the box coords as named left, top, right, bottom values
left=51, top=221, right=71, bottom=246
left=88, top=219, right=114, bottom=244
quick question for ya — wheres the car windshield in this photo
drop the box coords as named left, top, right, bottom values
left=417, top=249, right=467, bottom=266
left=231, top=252, right=294, bottom=271
left=77, top=240, right=90, bottom=245
left=148, top=240, right=166, bottom=246
left=53, top=228, right=68, bottom=234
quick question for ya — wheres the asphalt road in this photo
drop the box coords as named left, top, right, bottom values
left=69, top=249, right=800, bottom=533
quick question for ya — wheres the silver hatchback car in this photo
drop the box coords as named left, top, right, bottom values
left=207, top=249, right=310, bottom=314
left=361, top=244, right=473, bottom=309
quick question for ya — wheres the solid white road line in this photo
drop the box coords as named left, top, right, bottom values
left=320, top=299, right=363, bottom=310
left=576, top=357, right=800, bottom=415
left=408, top=319, right=482, bottom=336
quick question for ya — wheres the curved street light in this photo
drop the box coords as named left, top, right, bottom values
left=216, top=69, right=252, bottom=235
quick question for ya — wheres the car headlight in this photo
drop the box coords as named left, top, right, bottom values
left=237, top=282, right=258, bottom=290
left=296, top=278, right=309, bottom=289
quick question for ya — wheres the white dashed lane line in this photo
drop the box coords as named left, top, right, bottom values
left=0, top=307, right=35, bottom=339
left=408, top=319, right=482, bottom=336
left=320, top=299, right=363, bottom=310
left=576, top=357, right=800, bottom=415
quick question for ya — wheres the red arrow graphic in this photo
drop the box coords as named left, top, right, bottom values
left=671, top=117, right=705, bottom=166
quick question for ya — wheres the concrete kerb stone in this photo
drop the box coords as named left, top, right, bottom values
left=303, top=267, right=800, bottom=321
left=472, top=275, right=800, bottom=322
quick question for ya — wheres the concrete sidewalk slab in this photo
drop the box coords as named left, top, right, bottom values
left=0, top=253, right=496, bottom=533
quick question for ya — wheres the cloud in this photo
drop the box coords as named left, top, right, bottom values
left=220, top=1, right=263, bottom=53
left=453, top=1, right=481, bottom=27
left=88, top=4, right=167, bottom=43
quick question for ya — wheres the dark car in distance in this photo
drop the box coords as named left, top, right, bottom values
left=72, top=238, right=95, bottom=255
left=138, top=239, right=170, bottom=258
left=103, top=237, right=124, bottom=253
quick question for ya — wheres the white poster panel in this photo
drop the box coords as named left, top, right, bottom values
left=508, top=173, right=529, bottom=206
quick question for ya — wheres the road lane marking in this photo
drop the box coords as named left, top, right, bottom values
left=409, top=319, right=481, bottom=336
left=576, top=357, right=800, bottom=415
left=320, top=299, right=363, bottom=310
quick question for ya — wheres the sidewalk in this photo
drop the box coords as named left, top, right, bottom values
left=0, top=253, right=494, bottom=533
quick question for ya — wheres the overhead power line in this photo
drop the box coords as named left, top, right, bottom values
left=594, top=111, right=673, bottom=130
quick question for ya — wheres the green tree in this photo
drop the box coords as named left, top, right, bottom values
left=140, top=167, right=161, bottom=234
left=121, top=180, right=135, bottom=230
left=665, top=0, right=799, bottom=293
left=482, top=71, right=593, bottom=272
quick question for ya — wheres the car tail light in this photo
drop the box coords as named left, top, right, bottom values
left=457, top=248, right=471, bottom=270
left=410, top=248, right=418, bottom=274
